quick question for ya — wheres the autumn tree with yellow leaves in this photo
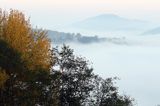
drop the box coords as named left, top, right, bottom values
left=0, top=9, right=52, bottom=71
left=0, top=9, right=57, bottom=105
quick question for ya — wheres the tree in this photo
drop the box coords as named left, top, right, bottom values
left=0, top=9, right=52, bottom=71
left=0, top=9, right=55, bottom=106
left=53, top=45, right=94, bottom=106
left=89, top=76, right=134, bottom=106
left=53, top=45, right=134, bottom=106
left=0, top=39, right=25, bottom=105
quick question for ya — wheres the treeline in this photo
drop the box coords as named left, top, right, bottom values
left=0, top=9, right=133, bottom=106
left=47, top=30, right=127, bottom=45
left=47, top=30, right=106, bottom=44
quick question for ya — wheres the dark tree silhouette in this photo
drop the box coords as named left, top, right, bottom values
left=53, top=45, right=94, bottom=106
left=52, top=45, right=134, bottom=106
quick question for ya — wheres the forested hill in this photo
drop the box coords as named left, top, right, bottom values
left=47, top=30, right=127, bottom=44
left=47, top=30, right=106, bottom=44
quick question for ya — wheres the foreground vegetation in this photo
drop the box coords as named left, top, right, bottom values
left=0, top=9, right=133, bottom=106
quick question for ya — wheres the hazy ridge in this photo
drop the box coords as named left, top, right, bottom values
left=47, top=30, right=127, bottom=45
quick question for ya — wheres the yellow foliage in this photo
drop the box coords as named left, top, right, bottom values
left=0, top=9, right=52, bottom=71
left=28, top=29, right=51, bottom=70
left=0, top=68, right=9, bottom=88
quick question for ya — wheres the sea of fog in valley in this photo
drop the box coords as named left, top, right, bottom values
left=52, top=32, right=160, bottom=106
left=50, top=14, right=160, bottom=106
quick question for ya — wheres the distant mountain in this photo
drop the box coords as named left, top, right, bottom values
left=142, top=27, right=160, bottom=35
left=72, top=14, right=150, bottom=31
left=47, top=30, right=127, bottom=45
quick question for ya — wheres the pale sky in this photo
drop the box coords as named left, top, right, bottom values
left=0, top=0, right=160, bottom=30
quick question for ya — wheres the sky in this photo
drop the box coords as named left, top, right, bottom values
left=0, top=0, right=160, bottom=30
